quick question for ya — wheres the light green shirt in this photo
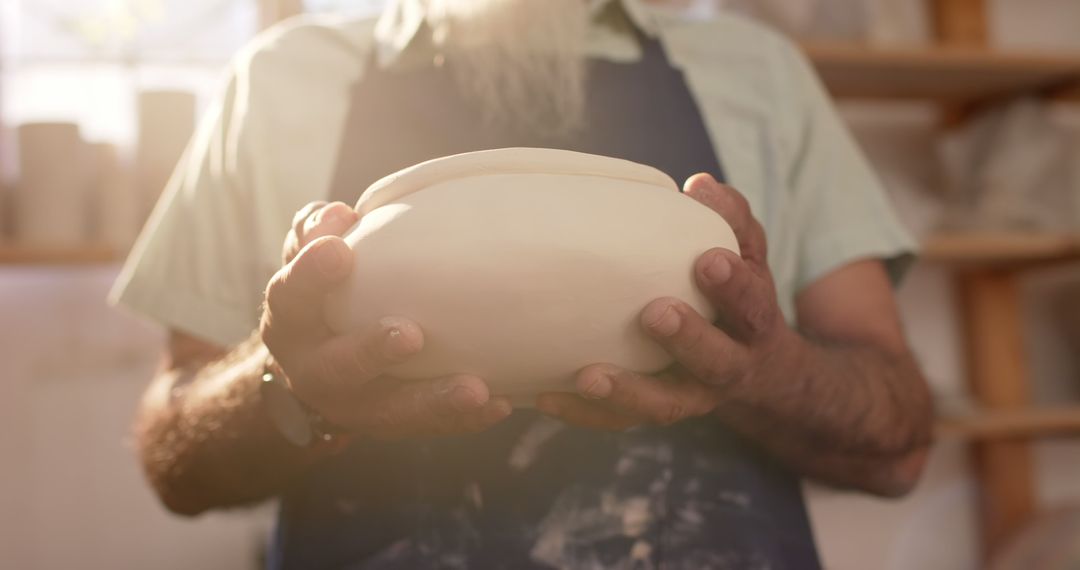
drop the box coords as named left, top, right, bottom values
left=111, top=0, right=914, bottom=347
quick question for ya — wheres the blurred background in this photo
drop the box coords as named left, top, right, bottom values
left=1, top=0, right=1079, bottom=568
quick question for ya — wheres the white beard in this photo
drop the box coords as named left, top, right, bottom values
left=425, top=0, right=590, bottom=136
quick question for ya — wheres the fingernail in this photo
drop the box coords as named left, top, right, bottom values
left=702, top=252, right=732, bottom=285
left=379, top=317, right=420, bottom=359
left=449, top=385, right=483, bottom=412
left=581, top=374, right=613, bottom=399
left=315, top=242, right=346, bottom=275
left=644, top=303, right=681, bottom=337
left=487, top=397, right=513, bottom=418
left=321, top=202, right=353, bottom=224
left=684, top=173, right=717, bottom=193
left=381, top=326, right=407, bottom=359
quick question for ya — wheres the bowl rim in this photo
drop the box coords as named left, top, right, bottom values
left=354, top=147, right=679, bottom=216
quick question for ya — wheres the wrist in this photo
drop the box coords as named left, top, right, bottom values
left=260, top=348, right=352, bottom=452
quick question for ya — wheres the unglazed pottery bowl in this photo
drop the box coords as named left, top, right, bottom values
left=325, top=148, right=739, bottom=404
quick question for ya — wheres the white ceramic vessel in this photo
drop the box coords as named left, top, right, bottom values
left=326, top=148, right=739, bottom=404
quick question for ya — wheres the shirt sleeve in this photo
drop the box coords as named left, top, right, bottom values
left=778, top=40, right=916, bottom=292
left=109, top=64, right=265, bottom=348
left=110, top=16, right=378, bottom=348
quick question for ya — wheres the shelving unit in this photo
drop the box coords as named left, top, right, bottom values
left=923, top=232, right=1080, bottom=267
left=920, top=241, right=1079, bottom=553
left=939, top=406, right=1080, bottom=440
left=3, top=0, right=1077, bottom=561
left=0, top=244, right=117, bottom=265
left=805, top=42, right=1080, bottom=104
left=801, top=0, right=1080, bottom=560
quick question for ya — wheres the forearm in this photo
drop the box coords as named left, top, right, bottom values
left=717, top=333, right=934, bottom=496
left=136, top=333, right=324, bottom=515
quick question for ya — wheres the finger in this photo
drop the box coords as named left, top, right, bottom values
left=535, top=393, right=640, bottom=431
left=302, top=202, right=359, bottom=244
left=264, top=236, right=352, bottom=338
left=292, top=201, right=327, bottom=236
left=640, top=298, right=745, bottom=384
left=359, top=375, right=513, bottom=440
left=683, top=174, right=767, bottom=266
left=574, top=364, right=717, bottom=426
left=694, top=248, right=781, bottom=341
left=297, top=316, right=424, bottom=400
left=284, top=202, right=358, bottom=264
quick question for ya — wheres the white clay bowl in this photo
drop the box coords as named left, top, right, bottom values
left=325, top=148, right=739, bottom=404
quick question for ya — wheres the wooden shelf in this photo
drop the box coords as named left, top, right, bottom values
left=803, top=42, right=1080, bottom=104
left=0, top=244, right=119, bottom=265
left=921, top=232, right=1080, bottom=268
left=938, top=406, right=1080, bottom=440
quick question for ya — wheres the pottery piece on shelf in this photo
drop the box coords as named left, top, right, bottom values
left=90, top=142, right=139, bottom=252
left=938, top=98, right=1076, bottom=233
left=992, top=506, right=1080, bottom=570
left=15, top=122, right=90, bottom=247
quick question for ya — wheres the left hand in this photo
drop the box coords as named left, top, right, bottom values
left=535, top=173, right=799, bottom=430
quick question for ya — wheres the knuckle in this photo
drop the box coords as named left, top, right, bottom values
left=263, top=272, right=288, bottom=315
left=745, top=234, right=768, bottom=261
left=751, top=222, right=768, bottom=247
left=281, top=233, right=300, bottom=263
left=743, top=305, right=777, bottom=336
left=316, top=355, right=350, bottom=392
left=615, top=382, right=644, bottom=411
left=727, top=187, right=750, bottom=212
left=302, top=209, right=324, bottom=237
left=345, top=340, right=379, bottom=381
left=292, top=201, right=326, bottom=234
left=677, top=322, right=709, bottom=356
left=694, top=349, right=727, bottom=381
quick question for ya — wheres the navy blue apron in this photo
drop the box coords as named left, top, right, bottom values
left=270, top=35, right=822, bottom=570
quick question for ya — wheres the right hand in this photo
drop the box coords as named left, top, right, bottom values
left=261, top=201, right=512, bottom=440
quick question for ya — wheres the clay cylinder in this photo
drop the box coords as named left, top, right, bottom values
left=15, top=122, right=89, bottom=246
left=89, top=142, right=139, bottom=251
left=135, top=90, right=196, bottom=221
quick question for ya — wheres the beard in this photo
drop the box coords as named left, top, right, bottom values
left=425, top=0, right=590, bottom=136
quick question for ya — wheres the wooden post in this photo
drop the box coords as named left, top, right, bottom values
left=931, top=0, right=990, bottom=47
left=957, top=269, right=1035, bottom=555
left=931, top=0, right=991, bottom=145
left=930, top=4, right=1026, bottom=550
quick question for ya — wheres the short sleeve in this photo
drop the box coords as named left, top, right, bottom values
left=779, top=41, right=916, bottom=292
left=109, top=65, right=265, bottom=347
left=110, top=16, right=378, bottom=347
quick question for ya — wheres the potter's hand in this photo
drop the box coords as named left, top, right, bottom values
left=262, top=201, right=512, bottom=440
left=537, top=175, right=795, bottom=431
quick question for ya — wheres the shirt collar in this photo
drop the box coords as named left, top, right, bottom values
left=373, top=0, right=658, bottom=68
